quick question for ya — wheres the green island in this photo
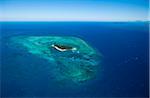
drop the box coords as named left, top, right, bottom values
left=10, top=36, right=101, bottom=83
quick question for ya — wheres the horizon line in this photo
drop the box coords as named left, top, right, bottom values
left=0, top=20, right=149, bottom=22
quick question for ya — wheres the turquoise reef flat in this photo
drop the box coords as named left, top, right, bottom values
left=10, top=36, right=100, bottom=83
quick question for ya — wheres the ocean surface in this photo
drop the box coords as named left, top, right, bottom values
left=1, top=22, right=149, bottom=97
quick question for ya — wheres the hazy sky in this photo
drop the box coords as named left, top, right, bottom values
left=0, top=0, right=149, bottom=21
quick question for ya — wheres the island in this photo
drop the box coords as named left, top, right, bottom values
left=10, top=36, right=101, bottom=83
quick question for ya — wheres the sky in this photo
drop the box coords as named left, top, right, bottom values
left=0, top=0, right=149, bottom=21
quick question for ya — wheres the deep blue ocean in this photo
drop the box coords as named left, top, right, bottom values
left=1, top=22, right=149, bottom=97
